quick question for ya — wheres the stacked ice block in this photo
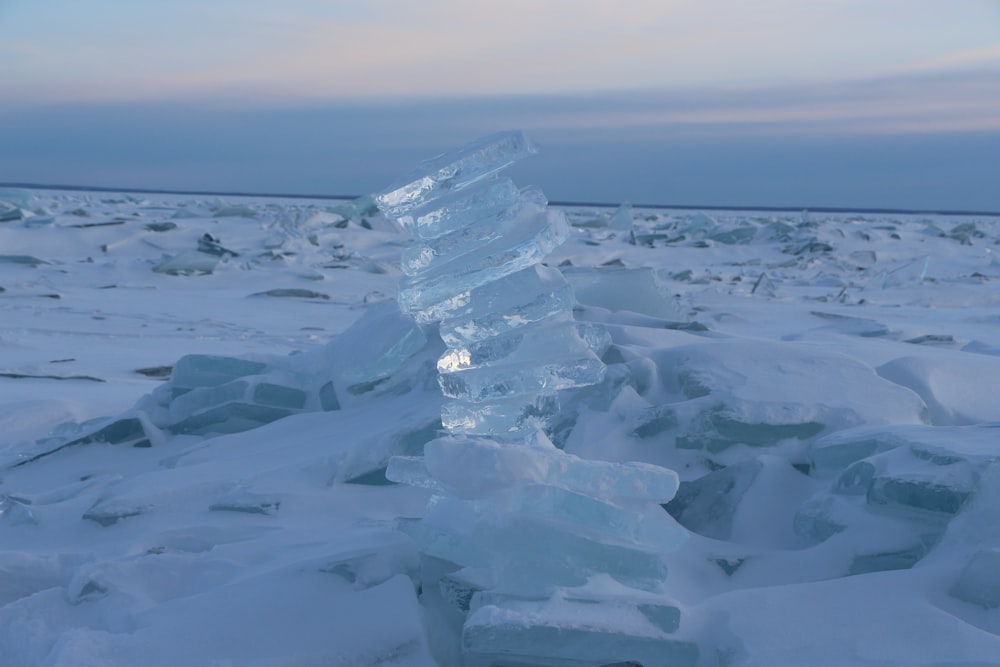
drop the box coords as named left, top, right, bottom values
left=374, top=131, right=697, bottom=666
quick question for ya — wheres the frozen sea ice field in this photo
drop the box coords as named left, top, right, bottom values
left=2, top=136, right=1000, bottom=665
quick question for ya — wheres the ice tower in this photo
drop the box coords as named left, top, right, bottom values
left=374, top=131, right=697, bottom=667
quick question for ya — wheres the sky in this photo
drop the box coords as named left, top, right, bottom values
left=1, top=0, right=999, bottom=210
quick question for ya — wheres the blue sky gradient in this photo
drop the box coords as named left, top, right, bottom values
left=2, top=1, right=998, bottom=209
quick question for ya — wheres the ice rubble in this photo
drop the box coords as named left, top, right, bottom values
left=374, top=131, right=698, bottom=666
left=4, top=155, right=1000, bottom=666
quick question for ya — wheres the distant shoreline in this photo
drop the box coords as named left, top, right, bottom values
left=2, top=181, right=998, bottom=218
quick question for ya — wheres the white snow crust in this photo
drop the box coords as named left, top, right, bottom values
left=2, top=188, right=1000, bottom=666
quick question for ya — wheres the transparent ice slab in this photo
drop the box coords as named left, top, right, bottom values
left=416, top=436, right=680, bottom=504
left=441, top=394, right=559, bottom=439
left=438, top=353, right=606, bottom=402
left=394, top=177, right=520, bottom=240
left=374, top=130, right=539, bottom=219
left=170, top=355, right=268, bottom=395
left=950, top=549, right=1000, bottom=609
left=437, top=320, right=594, bottom=374
left=462, top=597, right=699, bottom=667
left=563, top=266, right=685, bottom=320
left=398, top=209, right=569, bottom=320
left=415, top=505, right=672, bottom=591
left=400, top=187, right=547, bottom=276
left=501, top=484, right=688, bottom=553
left=337, top=301, right=429, bottom=386
left=437, top=264, right=575, bottom=346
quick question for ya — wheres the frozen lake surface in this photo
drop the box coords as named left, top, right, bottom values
left=2, top=187, right=1000, bottom=665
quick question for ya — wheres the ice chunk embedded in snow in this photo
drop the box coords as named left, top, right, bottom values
left=563, top=266, right=685, bottom=320
left=950, top=549, right=1000, bottom=609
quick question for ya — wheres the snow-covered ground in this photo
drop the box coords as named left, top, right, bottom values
left=2, top=187, right=1000, bottom=666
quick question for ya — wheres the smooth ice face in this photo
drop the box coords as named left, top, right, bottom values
left=438, top=352, right=606, bottom=402
left=395, top=177, right=520, bottom=241
left=400, top=187, right=547, bottom=276
left=563, top=266, right=685, bottom=320
left=438, top=265, right=575, bottom=346
left=463, top=596, right=699, bottom=667
left=170, top=355, right=268, bottom=394
left=950, top=549, right=1000, bottom=609
left=441, top=395, right=560, bottom=440
left=418, top=436, right=680, bottom=504
left=437, top=320, right=594, bottom=374
left=374, top=130, right=539, bottom=219
left=398, top=208, right=569, bottom=320
left=337, top=301, right=428, bottom=386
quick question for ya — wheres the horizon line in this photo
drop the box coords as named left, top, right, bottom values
left=3, top=181, right=998, bottom=219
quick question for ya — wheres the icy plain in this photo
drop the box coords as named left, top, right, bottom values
left=1, top=186, right=1000, bottom=666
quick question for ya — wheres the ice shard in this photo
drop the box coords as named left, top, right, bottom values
left=374, top=131, right=694, bottom=666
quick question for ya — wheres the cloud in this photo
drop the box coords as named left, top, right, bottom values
left=2, top=0, right=999, bottom=104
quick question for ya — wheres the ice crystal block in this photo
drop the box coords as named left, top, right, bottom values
left=463, top=596, right=699, bottom=667
left=563, top=266, right=685, bottom=320
left=375, top=131, right=538, bottom=219
left=170, top=355, right=268, bottom=395
left=397, top=436, right=680, bottom=503
left=374, top=130, right=688, bottom=667
left=398, top=208, right=569, bottom=320
left=394, top=177, right=521, bottom=240
left=400, top=186, right=545, bottom=274
left=440, top=395, right=560, bottom=440
left=950, top=549, right=1000, bottom=609
left=437, top=265, right=575, bottom=346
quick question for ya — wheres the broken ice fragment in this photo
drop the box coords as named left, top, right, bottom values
left=419, top=437, right=680, bottom=504
left=167, top=402, right=294, bottom=436
left=249, top=288, right=330, bottom=300
left=848, top=543, right=928, bottom=575
left=398, top=208, right=569, bottom=320
left=437, top=320, right=594, bottom=374
left=0, top=495, right=38, bottom=525
left=869, top=256, right=929, bottom=289
left=506, top=484, right=687, bottom=552
left=0, top=255, right=49, bottom=267
left=153, top=250, right=219, bottom=276
left=792, top=495, right=848, bottom=545
left=375, top=130, right=539, bottom=219
left=209, top=491, right=281, bottom=516
left=809, top=428, right=902, bottom=477
left=665, top=460, right=762, bottom=540
left=211, top=203, right=257, bottom=218
left=563, top=266, right=685, bottom=320
left=867, top=475, right=972, bottom=516
left=11, top=415, right=157, bottom=468
left=400, top=187, right=547, bottom=276
left=609, top=202, right=634, bottom=233
left=0, top=203, right=23, bottom=222
left=169, top=380, right=249, bottom=422
left=395, top=177, right=521, bottom=241
left=83, top=498, right=153, bottom=526
left=676, top=404, right=824, bottom=452
left=252, top=382, right=307, bottom=409
left=710, top=225, right=756, bottom=245
left=462, top=597, right=699, bottom=667
left=440, top=394, right=559, bottom=439
left=438, top=352, right=606, bottom=402
left=197, top=233, right=238, bottom=257
left=319, top=381, right=341, bottom=411
left=949, top=549, right=1000, bottom=609
left=437, top=265, right=575, bottom=347
left=170, top=355, right=268, bottom=394
left=335, top=300, right=429, bottom=387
